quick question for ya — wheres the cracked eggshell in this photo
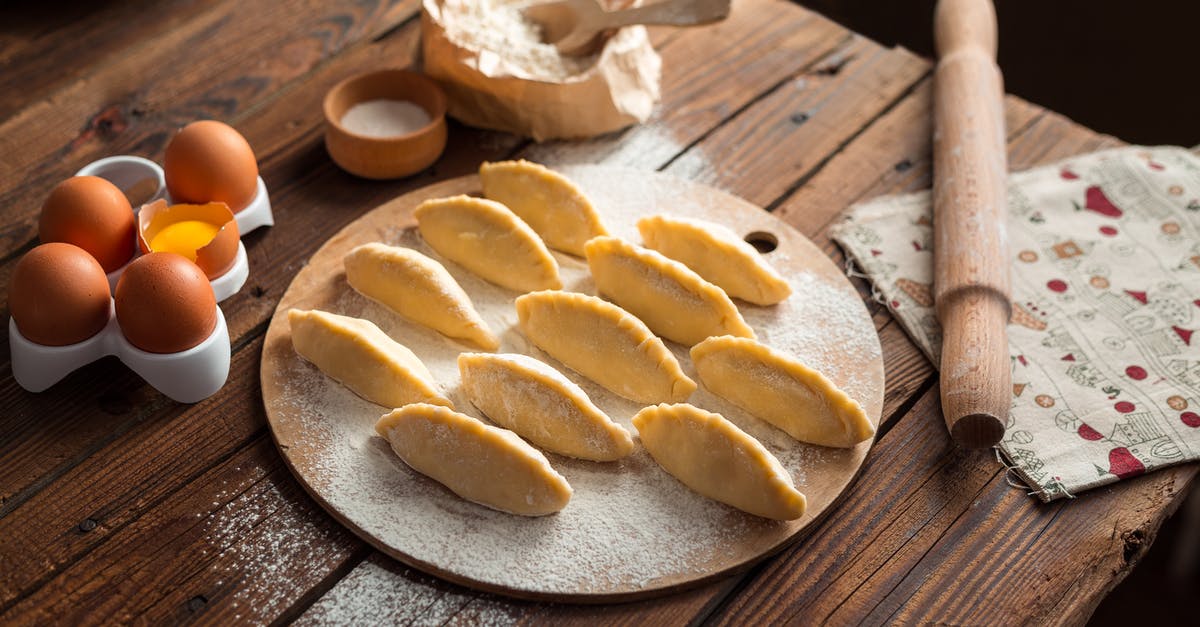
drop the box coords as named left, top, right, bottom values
left=137, top=199, right=240, bottom=280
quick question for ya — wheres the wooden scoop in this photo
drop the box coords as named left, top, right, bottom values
left=523, top=0, right=731, bottom=56
left=932, top=0, right=1011, bottom=449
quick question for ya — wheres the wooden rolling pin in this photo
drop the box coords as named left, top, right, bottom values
left=932, top=0, right=1010, bottom=449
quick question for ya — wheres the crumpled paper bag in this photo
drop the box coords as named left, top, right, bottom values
left=421, top=0, right=662, bottom=141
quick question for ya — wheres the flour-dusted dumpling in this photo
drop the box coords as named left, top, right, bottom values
left=458, top=353, right=635, bottom=461
left=414, top=195, right=561, bottom=293
left=515, top=290, right=696, bottom=404
left=633, top=403, right=806, bottom=521
left=691, top=336, right=873, bottom=448
left=637, top=215, right=792, bottom=305
left=480, top=160, right=608, bottom=256
left=344, top=243, right=498, bottom=350
left=376, top=403, right=573, bottom=516
left=584, top=236, right=755, bottom=346
left=288, top=309, right=451, bottom=408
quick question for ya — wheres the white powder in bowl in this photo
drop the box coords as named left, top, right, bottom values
left=438, top=0, right=599, bottom=80
left=341, top=100, right=433, bottom=138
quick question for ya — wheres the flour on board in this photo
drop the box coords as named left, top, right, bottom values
left=269, top=166, right=882, bottom=596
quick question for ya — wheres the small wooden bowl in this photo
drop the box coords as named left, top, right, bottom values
left=323, top=69, right=448, bottom=180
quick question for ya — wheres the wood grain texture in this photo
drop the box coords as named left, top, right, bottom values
left=0, top=0, right=1192, bottom=623
left=931, top=0, right=1010, bottom=447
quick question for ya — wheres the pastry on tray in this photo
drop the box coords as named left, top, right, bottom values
left=691, top=336, right=873, bottom=448
left=637, top=214, right=792, bottom=305
left=633, top=403, right=807, bottom=521
left=515, top=289, right=696, bottom=404
left=584, top=235, right=754, bottom=346
left=414, top=194, right=561, bottom=293
left=288, top=309, right=452, bottom=409
left=376, top=403, right=573, bottom=516
left=480, top=159, right=608, bottom=256
left=458, top=352, right=635, bottom=461
left=344, top=242, right=498, bottom=350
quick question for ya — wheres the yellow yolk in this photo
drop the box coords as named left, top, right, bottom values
left=149, top=220, right=221, bottom=261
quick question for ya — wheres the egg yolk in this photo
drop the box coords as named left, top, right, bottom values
left=149, top=220, right=221, bottom=261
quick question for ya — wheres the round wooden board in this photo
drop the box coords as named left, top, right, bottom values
left=260, top=166, right=885, bottom=603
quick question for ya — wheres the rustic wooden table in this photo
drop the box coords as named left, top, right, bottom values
left=1, top=0, right=1196, bottom=624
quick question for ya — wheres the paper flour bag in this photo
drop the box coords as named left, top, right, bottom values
left=421, top=0, right=662, bottom=141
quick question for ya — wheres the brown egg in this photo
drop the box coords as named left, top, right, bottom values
left=39, top=176, right=136, bottom=272
left=164, top=120, right=259, bottom=212
left=114, top=252, right=217, bottom=353
left=9, top=243, right=112, bottom=346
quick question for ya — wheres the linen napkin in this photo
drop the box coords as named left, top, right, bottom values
left=831, top=146, right=1200, bottom=501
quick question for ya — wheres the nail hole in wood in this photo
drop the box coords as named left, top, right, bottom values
left=744, top=231, right=778, bottom=253
left=187, top=596, right=208, bottom=612
left=894, top=158, right=913, bottom=172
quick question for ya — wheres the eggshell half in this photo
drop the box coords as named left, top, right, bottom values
left=9, top=243, right=112, bottom=346
left=114, top=252, right=218, bottom=354
left=137, top=199, right=240, bottom=279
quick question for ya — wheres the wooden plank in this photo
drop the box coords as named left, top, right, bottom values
left=0, top=338, right=268, bottom=610
left=0, top=436, right=364, bottom=625
left=294, top=552, right=738, bottom=626
left=0, top=0, right=227, bottom=118
left=774, top=85, right=1047, bottom=239
left=521, top=0, right=850, bottom=169
left=0, top=0, right=419, bottom=257
left=661, top=38, right=929, bottom=209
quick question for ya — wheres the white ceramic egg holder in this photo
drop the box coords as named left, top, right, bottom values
left=9, top=156, right=273, bottom=403
left=9, top=306, right=230, bottom=404
left=75, top=155, right=274, bottom=300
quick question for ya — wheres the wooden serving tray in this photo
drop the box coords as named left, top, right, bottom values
left=259, top=166, right=884, bottom=602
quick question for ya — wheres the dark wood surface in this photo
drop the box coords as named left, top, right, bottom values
left=0, top=1, right=1195, bottom=624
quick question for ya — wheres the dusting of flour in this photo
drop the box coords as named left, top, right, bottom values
left=267, top=166, right=883, bottom=597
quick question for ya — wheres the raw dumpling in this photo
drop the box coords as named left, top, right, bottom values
left=288, top=309, right=451, bottom=408
left=458, top=353, right=635, bottom=461
left=480, top=160, right=608, bottom=256
left=584, top=236, right=755, bottom=346
left=414, top=195, right=561, bottom=293
left=376, top=403, right=573, bottom=516
left=515, top=290, right=696, bottom=404
left=633, top=403, right=806, bottom=521
left=344, top=243, right=498, bottom=350
left=691, top=336, right=873, bottom=448
left=637, top=215, right=792, bottom=305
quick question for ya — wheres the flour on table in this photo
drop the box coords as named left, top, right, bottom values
left=268, top=166, right=883, bottom=596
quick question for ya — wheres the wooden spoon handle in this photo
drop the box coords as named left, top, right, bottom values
left=932, top=0, right=1010, bottom=449
left=601, top=0, right=731, bottom=29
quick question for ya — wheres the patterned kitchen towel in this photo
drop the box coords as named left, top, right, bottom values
left=831, top=146, right=1200, bottom=501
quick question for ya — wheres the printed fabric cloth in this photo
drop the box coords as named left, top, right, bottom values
left=831, top=146, right=1200, bottom=501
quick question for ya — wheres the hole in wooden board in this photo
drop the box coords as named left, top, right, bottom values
left=744, top=231, right=778, bottom=253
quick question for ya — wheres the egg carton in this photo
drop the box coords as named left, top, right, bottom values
left=9, top=302, right=230, bottom=404
left=76, top=155, right=273, bottom=301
